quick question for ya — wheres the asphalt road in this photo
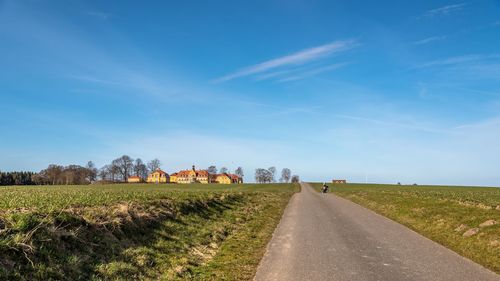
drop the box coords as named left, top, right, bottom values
left=254, top=183, right=499, bottom=281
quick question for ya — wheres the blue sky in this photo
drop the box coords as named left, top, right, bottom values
left=1, top=0, right=499, bottom=185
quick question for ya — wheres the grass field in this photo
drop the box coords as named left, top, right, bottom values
left=0, top=183, right=299, bottom=280
left=310, top=183, right=500, bottom=273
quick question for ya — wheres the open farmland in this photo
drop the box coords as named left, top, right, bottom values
left=0, top=183, right=299, bottom=280
left=311, top=183, right=500, bottom=273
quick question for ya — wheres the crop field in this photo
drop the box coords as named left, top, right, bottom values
left=0, top=183, right=299, bottom=280
left=0, top=183, right=295, bottom=211
left=310, top=183, right=500, bottom=273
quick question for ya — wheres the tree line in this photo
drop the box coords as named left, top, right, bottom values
left=206, top=166, right=244, bottom=178
left=0, top=156, right=249, bottom=185
left=0, top=155, right=299, bottom=186
left=98, top=155, right=156, bottom=182
left=0, top=155, right=156, bottom=186
left=0, top=171, right=37, bottom=185
left=254, top=167, right=299, bottom=183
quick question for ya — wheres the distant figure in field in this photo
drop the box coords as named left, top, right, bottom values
left=322, top=183, right=329, bottom=193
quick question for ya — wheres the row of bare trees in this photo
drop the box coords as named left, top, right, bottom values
left=34, top=162, right=98, bottom=185
left=1, top=156, right=161, bottom=185
left=255, top=167, right=298, bottom=183
left=98, top=156, right=161, bottom=182
left=206, top=166, right=244, bottom=177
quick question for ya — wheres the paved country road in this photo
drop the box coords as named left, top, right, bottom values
left=254, top=183, right=499, bottom=281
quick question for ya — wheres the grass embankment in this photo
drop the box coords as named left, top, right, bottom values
left=310, top=183, right=500, bottom=273
left=0, top=183, right=298, bottom=280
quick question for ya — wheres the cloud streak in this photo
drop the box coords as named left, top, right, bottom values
left=421, top=3, right=466, bottom=18
left=412, top=36, right=447, bottom=45
left=213, top=39, right=358, bottom=83
left=278, top=62, right=351, bottom=82
left=333, top=114, right=447, bottom=134
left=414, top=53, right=500, bottom=69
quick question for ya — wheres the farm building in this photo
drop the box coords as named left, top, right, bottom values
left=177, top=165, right=211, bottom=184
left=215, top=173, right=232, bottom=184
left=332, top=179, right=347, bottom=184
left=170, top=173, right=178, bottom=183
left=127, top=176, right=142, bottom=183
left=145, top=166, right=243, bottom=184
left=214, top=173, right=243, bottom=184
left=147, top=168, right=170, bottom=183
left=229, top=174, right=243, bottom=184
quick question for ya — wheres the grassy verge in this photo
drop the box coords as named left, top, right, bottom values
left=0, top=183, right=298, bottom=280
left=310, top=183, right=500, bottom=273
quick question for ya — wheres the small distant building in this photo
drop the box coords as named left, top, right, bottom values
left=214, top=173, right=243, bottom=184
left=127, top=176, right=142, bottom=183
left=229, top=174, right=243, bottom=184
left=147, top=169, right=170, bottom=184
left=332, top=179, right=347, bottom=184
left=170, top=173, right=178, bottom=183
left=177, top=165, right=211, bottom=184
left=215, top=173, right=232, bottom=184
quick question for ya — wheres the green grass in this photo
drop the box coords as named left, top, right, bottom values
left=0, top=183, right=294, bottom=211
left=310, top=183, right=500, bottom=273
left=0, top=183, right=298, bottom=280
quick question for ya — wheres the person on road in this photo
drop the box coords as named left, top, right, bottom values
left=322, top=183, right=329, bottom=193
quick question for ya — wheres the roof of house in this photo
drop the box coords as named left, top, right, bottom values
left=150, top=168, right=167, bottom=175
left=196, top=170, right=209, bottom=176
left=177, top=169, right=209, bottom=177
left=229, top=174, right=240, bottom=180
left=177, top=170, right=193, bottom=176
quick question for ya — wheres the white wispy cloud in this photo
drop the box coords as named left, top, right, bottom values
left=414, top=53, right=500, bottom=68
left=278, top=62, right=351, bottom=82
left=212, top=39, right=358, bottom=83
left=421, top=3, right=466, bottom=18
left=254, top=66, right=309, bottom=81
left=0, top=2, right=186, bottom=102
left=333, top=114, right=447, bottom=134
left=413, top=54, right=500, bottom=82
left=453, top=116, right=500, bottom=130
left=86, top=11, right=113, bottom=20
left=412, top=35, right=447, bottom=45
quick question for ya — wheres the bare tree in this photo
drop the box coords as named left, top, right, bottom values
left=110, top=164, right=120, bottom=182
left=99, top=165, right=112, bottom=181
left=268, top=167, right=276, bottom=183
left=112, top=155, right=134, bottom=181
left=280, top=168, right=291, bottom=183
left=235, top=167, right=244, bottom=178
left=42, top=164, right=64, bottom=185
left=255, top=168, right=273, bottom=183
left=32, top=173, right=49, bottom=185
left=63, top=165, right=89, bottom=185
left=255, top=168, right=265, bottom=183
left=147, top=159, right=161, bottom=172
left=37, top=164, right=94, bottom=185
left=220, top=167, right=229, bottom=174
left=291, top=175, right=300, bottom=183
left=207, top=166, right=217, bottom=175
left=86, top=161, right=98, bottom=183
left=133, top=158, right=148, bottom=179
